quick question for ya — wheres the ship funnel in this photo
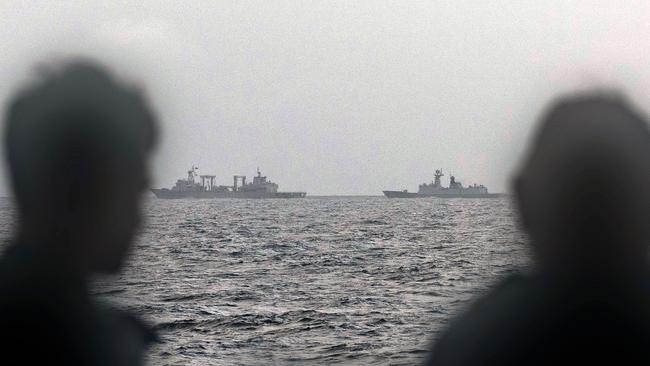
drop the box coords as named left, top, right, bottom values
left=233, top=175, right=246, bottom=192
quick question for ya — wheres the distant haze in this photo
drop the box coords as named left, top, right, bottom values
left=3, top=2, right=650, bottom=195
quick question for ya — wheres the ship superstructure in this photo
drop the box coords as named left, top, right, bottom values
left=151, top=166, right=306, bottom=199
left=383, top=169, right=497, bottom=198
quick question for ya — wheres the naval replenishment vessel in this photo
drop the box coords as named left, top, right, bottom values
left=151, top=166, right=306, bottom=199
left=383, top=169, right=499, bottom=198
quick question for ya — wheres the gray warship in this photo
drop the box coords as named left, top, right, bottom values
left=383, top=169, right=499, bottom=198
left=151, top=166, right=306, bottom=199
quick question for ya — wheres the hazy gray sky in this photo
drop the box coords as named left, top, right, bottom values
left=2, top=1, right=650, bottom=195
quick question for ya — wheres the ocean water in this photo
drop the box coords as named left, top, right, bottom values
left=0, top=196, right=529, bottom=365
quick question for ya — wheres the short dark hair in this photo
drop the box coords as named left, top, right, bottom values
left=4, top=61, right=158, bottom=213
left=516, top=92, right=650, bottom=253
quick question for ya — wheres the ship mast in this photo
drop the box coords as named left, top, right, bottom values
left=434, top=169, right=444, bottom=187
left=187, top=165, right=198, bottom=184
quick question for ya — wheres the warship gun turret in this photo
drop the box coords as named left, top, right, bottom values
left=383, top=169, right=499, bottom=198
left=151, top=166, right=306, bottom=199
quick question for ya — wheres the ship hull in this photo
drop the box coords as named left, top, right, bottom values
left=383, top=190, right=502, bottom=198
left=382, top=190, right=420, bottom=198
left=151, top=189, right=306, bottom=199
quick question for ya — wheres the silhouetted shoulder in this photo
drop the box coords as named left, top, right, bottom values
left=428, top=272, right=650, bottom=365
left=0, top=244, right=157, bottom=365
left=91, top=304, right=158, bottom=366
left=427, top=274, right=543, bottom=366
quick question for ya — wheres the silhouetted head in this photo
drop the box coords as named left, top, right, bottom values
left=515, top=92, right=650, bottom=275
left=4, top=61, right=157, bottom=274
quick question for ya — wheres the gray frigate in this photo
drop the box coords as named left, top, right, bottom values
left=383, top=169, right=499, bottom=198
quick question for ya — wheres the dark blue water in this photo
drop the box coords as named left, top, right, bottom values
left=0, top=196, right=529, bottom=365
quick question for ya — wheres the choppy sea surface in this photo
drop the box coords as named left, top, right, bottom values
left=0, top=196, right=529, bottom=365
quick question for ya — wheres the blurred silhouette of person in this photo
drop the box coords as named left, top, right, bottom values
left=0, top=61, right=158, bottom=365
left=427, top=93, right=650, bottom=365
